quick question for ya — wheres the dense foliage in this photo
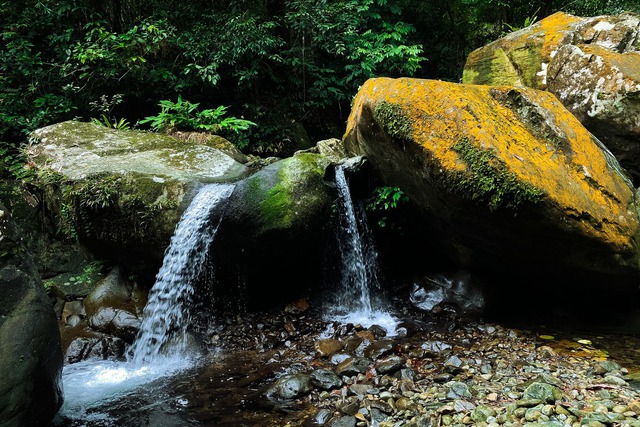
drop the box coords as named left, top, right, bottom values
left=1, top=0, right=638, bottom=157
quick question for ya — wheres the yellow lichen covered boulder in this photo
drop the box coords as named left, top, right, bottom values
left=462, top=12, right=583, bottom=89
left=343, top=77, right=640, bottom=286
left=463, top=11, right=640, bottom=181
left=548, top=44, right=640, bottom=180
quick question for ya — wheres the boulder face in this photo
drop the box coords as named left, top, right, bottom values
left=343, top=77, right=640, bottom=288
left=212, top=153, right=334, bottom=308
left=28, top=121, right=249, bottom=262
left=0, top=202, right=64, bottom=426
left=463, top=12, right=640, bottom=182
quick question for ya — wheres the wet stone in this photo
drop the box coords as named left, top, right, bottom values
left=313, top=408, right=333, bottom=426
left=368, top=325, right=387, bottom=339
left=349, top=384, right=370, bottom=398
left=522, top=382, right=562, bottom=403
left=604, top=375, right=628, bottom=386
left=364, top=340, right=394, bottom=360
left=595, top=360, right=622, bottom=375
left=331, top=353, right=352, bottom=365
left=336, top=357, right=371, bottom=376
left=315, top=339, right=343, bottom=357
left=266, top=374, right=312, bottom=400
left=422, top=340, right=452, bottom=355
left=446, top=381, right=473, bottom=399
left=444, top=355, right=464, bottom=373
left=454, top=400, right=476, bottom=413
left=375, top=355, right=405, bottom=375
left=330, top=415, right=356, bottom=427
left=311, top=369, right=343, bottom=390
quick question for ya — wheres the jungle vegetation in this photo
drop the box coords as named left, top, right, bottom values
left=1, top=0, right=637, bottom=161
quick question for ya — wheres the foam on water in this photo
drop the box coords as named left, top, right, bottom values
left=56, top=355, right=195, bottom=421
left=329, top=309, right=401, bottom=337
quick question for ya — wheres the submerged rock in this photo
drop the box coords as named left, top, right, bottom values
left=343, top=77, right=640, bottom=291
left=463, top=12, right=640, bottom=182
left=266, top=374, right=313, bottom=400
left=0, top=202, right=63, bottom=426
left=28, top=120, right=248, bottom=262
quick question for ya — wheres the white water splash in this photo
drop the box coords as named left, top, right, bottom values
left=55, top=355, right=194, bottom=422
left=130, top=183, right=234, bottom=366
left=327, top=165, right=399, bottom=336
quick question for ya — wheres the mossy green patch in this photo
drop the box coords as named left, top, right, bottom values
left=52, top=172, right=183, bottom=245
left=450, top=137, right=544, bottom=210
left=373, top=101, right=413, bottom=143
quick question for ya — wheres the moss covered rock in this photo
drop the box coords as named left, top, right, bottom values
left=0, top=202, right=63, bottom=426
left=343, top=77, right=640, bottom=289
left=28, top=121, right=249, bottom=263
left=463, top=12, right=640, bottom=182
left=212, top=153, right=334, bottom=308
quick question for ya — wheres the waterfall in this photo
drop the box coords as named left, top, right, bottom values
left=326, top=164, right=398, bottom=335
left=334, top=164, right=376, bottom=314
left=130, top=183, right=234, bottom=366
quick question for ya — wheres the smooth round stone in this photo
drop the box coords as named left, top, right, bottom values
left=265, top=374, right=312, bottom=400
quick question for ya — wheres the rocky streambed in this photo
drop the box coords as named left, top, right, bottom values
left=52, top=301, right=640, bottom=427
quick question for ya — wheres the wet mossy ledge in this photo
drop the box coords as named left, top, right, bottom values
left=343, top=77, right=640, bottom=289
left=27, top=120, right=250, bottom=262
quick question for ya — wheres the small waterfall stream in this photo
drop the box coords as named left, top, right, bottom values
left=56, top=183, right=234, bottom=421
left=327, top=164, right=398, bottom=334
left=130, top=183, right=234, bottom=365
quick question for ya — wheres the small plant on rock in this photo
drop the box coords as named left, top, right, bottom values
left=367, top=186, right=409, bottom=227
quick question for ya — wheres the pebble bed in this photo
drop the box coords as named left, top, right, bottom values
left=211, top=305, right=640, bottom=427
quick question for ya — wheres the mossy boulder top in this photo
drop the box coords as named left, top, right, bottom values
left=27, top=121, right=249, bottom=262
left=462, top=11, right=640, bottom=90
left=343, top=77, right=640, bottom=287
left=29, top=120, right=248, bottom=182
left=463, top=12, right=640, bottom=181
left=211, top=153, right=335, bottom=308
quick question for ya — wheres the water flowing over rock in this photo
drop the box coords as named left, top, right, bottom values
left=333, top=164, right=377, bottom=314
left=28, top=121, right=248, bottom=263
left=130, top=183, right=234, bottom=366
left=462, top=12, right=640, bottom=181
left=0, top=202, right=63, bottom=426
left=343, top=77, right=640, bottom=291
left=212, top=153, right=334, bottom=309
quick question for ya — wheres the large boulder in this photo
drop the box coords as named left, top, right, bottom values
left=462, top=12, right=640, bottom=182
left=212, top=152, right=335, bottom=308
left=27, top=121, right=249, bottom=263
left=0, top=202, right=63, bottom=426
left=343, top=77, right=640, bottom=290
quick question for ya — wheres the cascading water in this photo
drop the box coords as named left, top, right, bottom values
left=55, top=183, right=234, bottom=421
left=327, top=164, right=398, bottom=334
left=334, top=164, right=376, bottom=314
left=130, top=183, right=234, bottom=366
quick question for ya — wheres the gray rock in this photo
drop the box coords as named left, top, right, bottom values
left=375, top=355, right=405, bottom=374
left=0, top=202, right=63, bottom=426
left=28, top=120, right=249, bottom=262
left=522, top=382, right=562, bottom=403
left=310, top=369, right=343, bottom=390
left=364, top=340, right=394, bottom=360
left=336, top=357, right=372, bottom=376
left=446, top=381, right=473, bottom=399
left=266, top=374, right=312, bottom=400
left=330, top=415, right=356, bottom=427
